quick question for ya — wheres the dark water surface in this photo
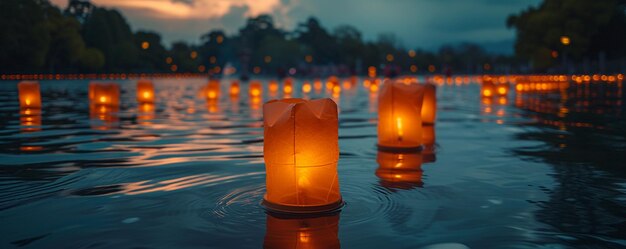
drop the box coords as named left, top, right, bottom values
left=0, top=78, right=625, bottom=249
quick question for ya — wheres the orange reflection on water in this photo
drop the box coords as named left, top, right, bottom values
left=20, top=108, right=41, bottom=132
left=264, top=213, right=340, bottom=249
left=376, top=151, right=423, bottom=189
left=137, top=103, right=155, bottom=125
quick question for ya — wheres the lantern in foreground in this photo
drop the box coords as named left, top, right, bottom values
left=249, top=81, right=263, bottom=98
left=136, top=80, right=155, bottom=103
left=421, top=83, right=437, bottom=125
left=206, top=80, right=220, bottom=100
left=264, top=213, right=340, bottom=249
left=378, top=80, right=425, bottom=150
left=18, top=81, right=42, bottom=109
left=263, top=98, right=342, bottom=213
left=376, top=151, right=423, bottom=189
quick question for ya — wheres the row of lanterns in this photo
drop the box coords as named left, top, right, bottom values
left=17, top=79, right=438, bottom=215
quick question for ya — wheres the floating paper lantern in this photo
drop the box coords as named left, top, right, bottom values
left=89, top=83, right=120, bottom=130
left=377, top=80, right=425, bottom=150
left=18, top=81, right=41, bottom=109
left=421, top=83, right=437, bottom=125
left=283, top=79, right=293, bottom=95
left=263, top=98, right=342, bottom=213
left=249, top=81, right=263, bottom=98
left=264, top=213, right=340, bottom=249
left=206, top=80, right=220, bottom=100
left=90, top=83, right=120, bottom=107
left=481, top=79, right=495, bottom=97
left=269, top=80, right=279, bottom=93
left=302, top=81, right=312, bottom=94
left=496, top=83, right=509, bottom=96
left=230, top=80, right=240, bottom=98
left=376, top=151, right=423, bottom=189
left=136, top=80, right=155, bottom=103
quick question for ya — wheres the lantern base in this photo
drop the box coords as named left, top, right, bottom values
left=262, top=198, right=344, bottom=215
left=377, top=144, right=423, bottom=153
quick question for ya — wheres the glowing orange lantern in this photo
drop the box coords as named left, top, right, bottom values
left=90, top=83, right=120, bottom=107
left=378, top=80, right=425, bottom=150
left=376, top=151, right=423, bottom=189
left=136, top=80, right=155, bottom=103
left=206, top=80, right=220, bottom=100
left=283, top=79, right=293, bottom=95
left=263, top=98, right=342, bottom=213
left=496, top=83, right=509, bottom=96
left=229, top=80, right=240, bottom=98
left=18, top=81, right=41, bottom=109
left=269, top=80, right=279, bottom=93
left=264, top=213, right=340, bottom=249
left=421, top=83, right=437, bottom=125
left=481, top=79, right=495, bottom=97
left=302, top=81, right=312, bottom=94
left=249, top=81, right=263, bottom=98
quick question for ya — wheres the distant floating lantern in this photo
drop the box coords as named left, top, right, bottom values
left=376, top=151, right=423, bottom=189
left=269, top=80, right=279, bottom=93
left=90, top=82, right=120, bottom=107
left=302, top=81, right=312, bottom=94
left=378, top=80, right=425, bottom=150
left=89, top=83, right=120, bottom=130
left=496, top=83, right=509, bottom=96
left=421, top=83, right=437, bottom=125
left=136, top=80, right=155, bottom=103
left=264, top=213, right=340, bottom=249
left=263, top=98, right=342, bottom=213
left=18, top=81, right=42, bottom=109
left=249, top=81, right=263, bottom=98
left=481, top=78, right=495, bottom=97
left=206, top=80, right=220, bottom=100
left=230, top=80, right=240, bottom=98
left=283, top=79, right=293, bottom=95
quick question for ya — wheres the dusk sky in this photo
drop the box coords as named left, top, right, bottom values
left=51, top=0, right=541, bottom=54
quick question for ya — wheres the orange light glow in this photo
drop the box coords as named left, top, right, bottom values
left=496, top=84, right=509, bottom=96
left=205, top=80, right=220, bottom=100
left=378, top=80, right=425, bottom=150
left=376, top=151, right=423, bottom=189
left=269, top=80, right=279, bottom=93
left=229, top=80, right=240, bottom=98
left=302, top=82, right=312, bottom=94
left=283, top=79, right=293, bottom=94
left=421, top=83, right=437, bottom=125
left=18, top=81, right=42, bottom=109
left=136, top=80, right=155, bottom=103
left=89, top=83, right=120, bottom=130
left=263, top=98, right=342, bottom=213
left=249, top=81, right=263, bottom=98
left=264, top=213, right=340, bottom=249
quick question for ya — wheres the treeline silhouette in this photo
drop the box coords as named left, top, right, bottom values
left=1, top=0, right=624, bottom=76
left=0, top=0, right=516, bottom=76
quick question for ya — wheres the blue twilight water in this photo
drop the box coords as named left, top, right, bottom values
left=0, top=77, right=625, bottom=249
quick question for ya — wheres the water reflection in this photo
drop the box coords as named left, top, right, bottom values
left=510, top=80, right=626, bottom=247
left=376, top=151, right=423, bottom=189
left=264, top=212, right=340, bottom=249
